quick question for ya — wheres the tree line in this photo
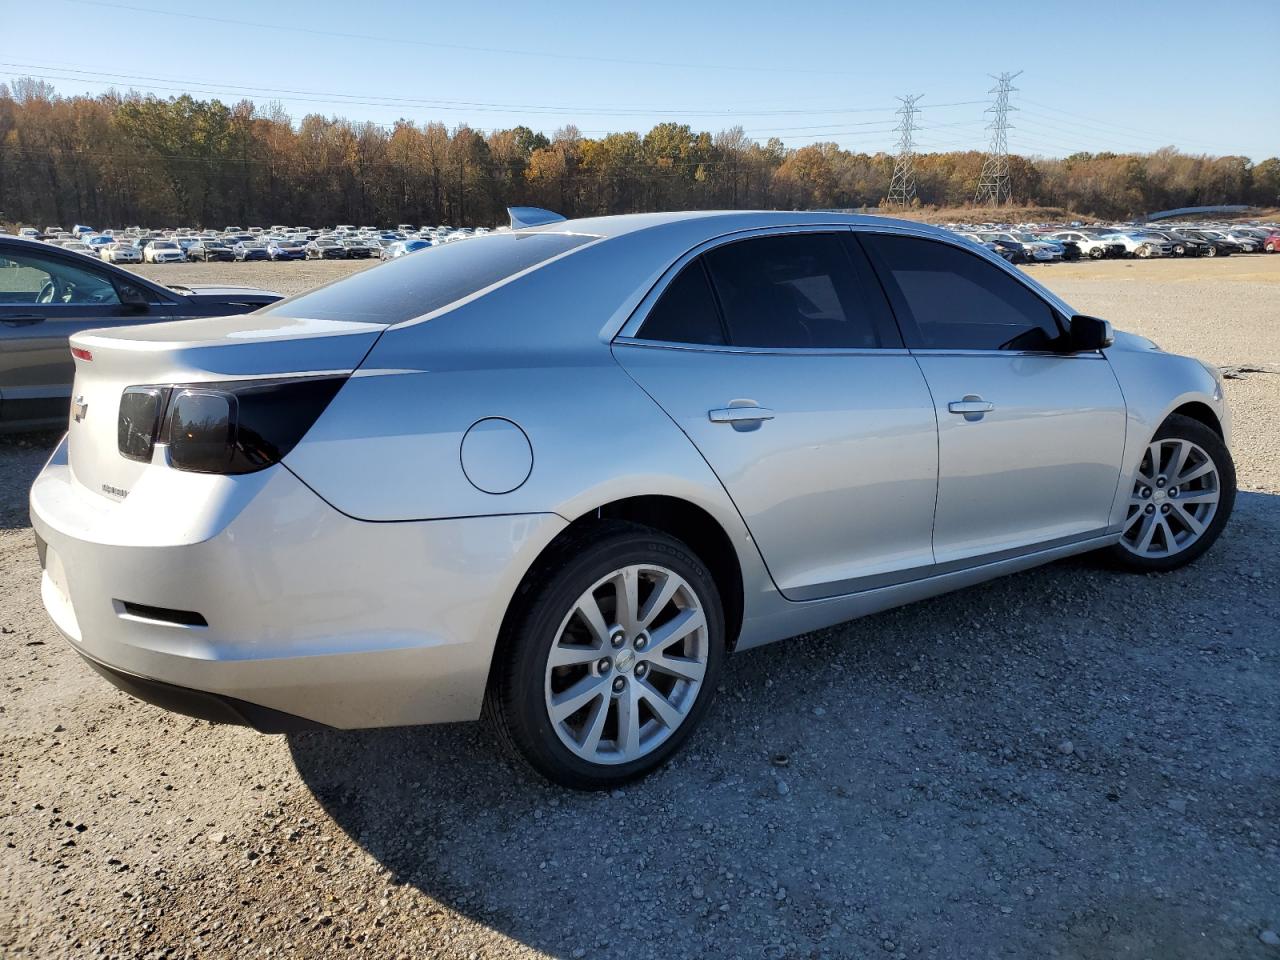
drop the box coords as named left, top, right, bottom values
left=1, top=79, right=1276, bottom=229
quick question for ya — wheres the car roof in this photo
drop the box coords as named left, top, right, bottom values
left=523, top=209, right=946, bottom=243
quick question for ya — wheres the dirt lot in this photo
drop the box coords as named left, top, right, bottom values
left=2, top=255, right=1278, bottom=959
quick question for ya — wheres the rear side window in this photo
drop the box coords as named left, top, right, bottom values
left=703, top=233, right=892, bottom=349
left=860, top=233, right=1061, bottom=351
left=635, top=261, right=725, bottom=345
left=264, top=232, right=593, bottom=324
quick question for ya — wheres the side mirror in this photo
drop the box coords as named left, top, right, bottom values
left=1068, top=314, right=1114, bottom=352
left=118, top=284, right=151, bottom=313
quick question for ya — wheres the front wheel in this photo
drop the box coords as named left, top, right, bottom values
left=488, top=522, right=725, bottom=789
left=1105, top=414, right=1235, bottom=573
left=1205, top=245, right=1219, bottom=258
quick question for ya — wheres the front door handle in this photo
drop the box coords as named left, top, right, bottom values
left=1, top=316, right=45, bottom=327
left=948, top=396, right=995, bottom=421
left=708, top=403, right=775, bottom=432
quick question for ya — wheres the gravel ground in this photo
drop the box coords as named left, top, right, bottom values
left=2, top=256, right=1278, bottom=959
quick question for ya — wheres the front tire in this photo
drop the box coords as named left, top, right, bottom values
left=1105, top=414, right=1235, bottom=573
left=488, top=522, right=725, bottom=789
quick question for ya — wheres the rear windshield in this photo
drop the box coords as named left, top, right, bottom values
left=263, top=232, right=591, bottom=324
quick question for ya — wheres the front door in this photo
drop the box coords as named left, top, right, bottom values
left=859, top=231, right=1127, bottom=566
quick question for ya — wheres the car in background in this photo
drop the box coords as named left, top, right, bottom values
left=1141, top=229, right=1209, bottom=257
left=99, top=243, right=142, bottom=265
left=26, top=210, right=1235, bottom=788
left=983, top=232, right=1058, bottom=261
left=232, top=241, right=269, bottom=262
left=1176, top=229, right=1240, bottom=257
left=305, top=238, right=347, bottom=260
left=380, top=238, right=435, bottom=260
left=142, top=240, right=187, bottom=264
left=0, top=235, right=281, bottom=431
left=59, top=241, right=97, bottom=257
left=266, top=239, right=306, bottom=261
left=341, top=238, right=377, bottom=259
left=187, top=240, right=235, bottom=263
left=1045, top=230, right=1122, bottom=259
left=17, top=227, right=41, bottom=240
left=1220, top=229, right=1261, bottom=253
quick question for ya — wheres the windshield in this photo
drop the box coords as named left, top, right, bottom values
left=265, top=231, right=594, bottom=325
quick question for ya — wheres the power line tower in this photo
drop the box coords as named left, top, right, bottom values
left=886, top=95, right=922, bottom=208
left=974, top=70, right=1021, bottom=206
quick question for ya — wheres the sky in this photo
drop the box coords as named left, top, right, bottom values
left=2, top=0, right=1277, bottom=160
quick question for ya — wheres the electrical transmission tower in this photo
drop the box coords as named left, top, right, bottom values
left=886, top=95, right=922, bottom=208
left=974, top=70, right=1021, bottom=206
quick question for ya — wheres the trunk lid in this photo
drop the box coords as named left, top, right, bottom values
left=66, top=313, right=382, bottom=502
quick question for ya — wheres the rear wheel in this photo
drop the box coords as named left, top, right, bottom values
left=1205, top=244, right=1219, bottom=258
left=489, top=522, right=725, bottom=789
left=1105, top=414, right=1235, bottom=573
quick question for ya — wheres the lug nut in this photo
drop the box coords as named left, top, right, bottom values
left=1144, top=504, right=1155, bottom=515
left=610, top=631, right=625, bottom=648
left=1140, top=487, right=1151, bottom=499
left=612, top=677, right=626, bottom=694
left=597, top=657, right=612, bottom=673
left=634, top=662, right=648, bottom=678
left=634, top=633, right=648, bottom=651
left=1160, top=504, right=1171, bottom=515
left=1156, top=477, right=1166, bottom=488
left=1168, top=487, right=1178, bottom=498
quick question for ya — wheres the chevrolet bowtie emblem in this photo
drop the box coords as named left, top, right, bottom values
left=72, top=396, right=89, bottom=423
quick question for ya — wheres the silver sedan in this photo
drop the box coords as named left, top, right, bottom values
left=30, top=210, right=1234, bottom=788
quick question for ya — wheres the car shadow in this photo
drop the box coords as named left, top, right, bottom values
left=289, top=490, right=1277, bottom=958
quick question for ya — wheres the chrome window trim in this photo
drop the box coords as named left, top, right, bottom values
left=907, top=348, right=1106, bottom=360
left=613, top=336, right=911, bottom=358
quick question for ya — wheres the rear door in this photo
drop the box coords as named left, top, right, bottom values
left=614, top=228, right=939, bottom=601
left=858, top=231, right=1126, bottom=566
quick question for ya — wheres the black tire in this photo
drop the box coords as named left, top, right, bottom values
left=1103, top=414, right=1235, bottom=573
left=487, top=521, right=725, bottom=789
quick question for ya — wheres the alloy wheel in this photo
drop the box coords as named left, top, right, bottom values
left=1121, top=438, right=1221, bottom=558
left=544, top=564, right=709, bottom=766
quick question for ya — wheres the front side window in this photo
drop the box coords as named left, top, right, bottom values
left=0, top=249, right=120, bottom=306
left=859, top=233, right=1061, bottom=351
left=702, top=233, right=892, bottom=349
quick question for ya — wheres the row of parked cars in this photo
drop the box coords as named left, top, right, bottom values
left=944, top=221, right=1280, bottom=264
left=13, top=223, right=494, bottom=266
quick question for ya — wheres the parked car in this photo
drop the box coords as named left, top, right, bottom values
left=142, top=240, right=187, bottom=264
left=1141, top=229, right=1209, bottom=257
left=380, top=238, right=434, bottom=260
left=305, top=239, right=348, bottom=260
left=266, top=240, right=306, bottom=261
left=340, top=238, right=376, bottom=259
left=1177, top=229, right=1239, bottom=257
left=232, top=241, right=269, bottom=262
left=27, top=211, right=1236, bottom=788
left=99, top=243, right=143, bottom=265
left=0, top=235, right=281, bottom=431
left=1045, top=231, right=1124, bottom=259
left=187, top=240, right=235, bottom=263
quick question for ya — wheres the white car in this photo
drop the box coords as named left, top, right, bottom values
left=99, top=243, right=143, bottom=265
left=1046, top=231, right=1117, bottom=259
left=143, top=241, right=187, bottom=264
left=1104, top=232, right=1172, bottom=258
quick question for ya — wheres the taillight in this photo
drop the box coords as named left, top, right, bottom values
left=71, top=347, right=93, bottom=361
left=116, top=376, right=344, bottom=474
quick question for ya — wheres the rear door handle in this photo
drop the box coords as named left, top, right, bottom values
left=709, top=406, right=775, bottom=424
left=709, top=403, right=774, bottom=432
left=1, top=316, right=45, bottom=327
left=947, top=399, right=995, bottom=414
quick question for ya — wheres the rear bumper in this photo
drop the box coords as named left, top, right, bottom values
left=29, top=438, right=567, bottom=728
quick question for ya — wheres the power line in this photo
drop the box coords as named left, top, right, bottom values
left=974, top=71, right=1021, bottom=206
left=886, top=95, right=922, bottom=208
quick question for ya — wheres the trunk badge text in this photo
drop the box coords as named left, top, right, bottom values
left=101, top=484, right=129, bottom=499
left=72, top=397, right=89, bottom=423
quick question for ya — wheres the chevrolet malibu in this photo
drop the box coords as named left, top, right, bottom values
left=30, top=210, right=1235, bottom=788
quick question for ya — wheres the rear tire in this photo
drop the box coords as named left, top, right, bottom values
left=1103, top=414, right=1235, bottom=573
left=488, top=521, right=725, bottom=789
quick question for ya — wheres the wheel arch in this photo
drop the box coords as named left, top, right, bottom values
left=1167, top=400, right=1223, bottom=438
